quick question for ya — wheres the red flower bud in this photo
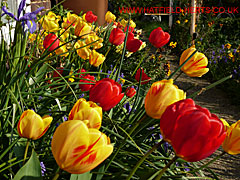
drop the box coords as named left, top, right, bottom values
left=126, top=39, right=142, bottom=52
left=149, top=27, right=170, bottom=48
left=85, top=11, right=97, bottom=23
left=160, top=99, right=226, bottom=162
left=135, top=68, right=151, bottom=85
left=125, top=87, right=136, bottom=98
left=43, top=33, right=60, bottom=51
left=89, top=78, right=124, bottom=111
left=79, top=74, right=96, bottom=92
left=109, top=28, right=125, bottom=46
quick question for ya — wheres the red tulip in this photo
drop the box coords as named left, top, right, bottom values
left=85, top=11, right=97, bottom=23
left=109, top=28, right=125, bottom=46
left=43, top=33, right=60, bottom=51
left=160, top=99, right=226, bottom=162
left=125, top=87, right=136, bottom=98
left=53, top=67, right=64, bottom=79
left=77, top=68, right=87, bottom=78
left=126, top=39, right=142, bottom=52
left=135, top=68, right=151, bottom=85
left=149, top=27, right=170, bottom=48
left=89, top=78, right=124, bottom=111
left=79, top=74, right=96, bottom=91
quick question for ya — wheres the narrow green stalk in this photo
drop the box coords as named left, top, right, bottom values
left=115, top=14, right=131, bottom=81
left=173, top=71, right=183, bottom=82
left=126, top=140, right=165, bottom=180
left=23, top=140, right=30, bottom=165
left=105, top=114, right=147, bottom=172
left=52, top=167, right=61, bottom=180
left=168, top=50, right=197, bottom=80
left=187, top=75, right=232, bottom=99
left=155, top=155, right=178, bottom=180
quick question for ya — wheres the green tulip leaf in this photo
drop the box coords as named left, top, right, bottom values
left=13, top=151, right=42, bottom=180
left=70, top=171, right=92, bottom=180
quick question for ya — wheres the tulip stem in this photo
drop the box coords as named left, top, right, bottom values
left=173, top=71, right=183, bottom=82
left=168, top=50, right=197, bottom=80
left=115, top=14, right=131, bottom=82
left=187, top=75, right=232, bottom=99
left=52, top=167, right=61, bottom=180
left=126, top=140, right=165, bottom=180
left=23, top=140, right=30, bottom=165
left=155, top=155, right=178, bottom=180
left=105, top=113, right=147, bottom=172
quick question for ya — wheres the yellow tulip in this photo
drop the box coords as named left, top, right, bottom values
left=74, top=19, right=92, bottom=38
left=222, top=120, right=240, bottom=155
left=40, top=11, right=61, bottom=32
left=69, top=98, right=102, bottom=129
left=145, top=79, right=186, bottom=119
left=55, top=41, right=69, bottom=57
left=85, top=33, right=103, bottom=50
left=17, top=110, right=52, bottom=140
left=89, top=50, right=105, bottom=67
left=105, top=11, right=116, bottom=23
left=62, top=12, right=79, bottom=29
left=120, top=19, right=136, bottom=28
left=180, top=46, right=209, bottom=77
left=51, top=120, right=113, bottom=174
left=74, top=40, right=91, bottom=60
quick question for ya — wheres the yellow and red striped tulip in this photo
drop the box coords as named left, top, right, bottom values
left=145, top=79, right=186, bottom=119
left=89, top=50, right=105, bottom=67
left=222, top=120, right=240, bottom=155
left=17, top=110, right=52, bottom=140
left=51, top=120, right=113, bottom=174
left=69, top=98, right=102, bottom=129
left=74, top=19, right=92, bottom=38
left=180, top=46, right=209, bottom=77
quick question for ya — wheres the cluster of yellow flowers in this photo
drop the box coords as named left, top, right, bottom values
left=17, top=98, right=113, bottom=174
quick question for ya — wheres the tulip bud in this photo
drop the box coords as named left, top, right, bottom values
left=40, top=11, right=60, bottom=32
left=145, top=79, right=186, bottom=119
left=69, top=98, right=102, bottom=129
left=79, top=74, right=96, bottom=92
left=89, top=78, right=124, bottom=111
left=222, top=120, right=240, bottom=155
left=149, top=27, right=170, bottom=48
left=51, top=120, right=113, bottom=174
left=75, top=40, right=91, bottom=60
left=135, top=68, right=151, bottom=85
left=43, top=33, right=59, bottom=51
left=109, top=28, right=125, bottom=46
left=160, top=99, right=226, bottom=162
left=75, top=19, right=92, bottom=37
left=125, top=87, right=136, bottom=98
left=17, top=110, right=52, bottom=140
left=89, top=50, right=105, bottom=67
left=180, top=46, right=209, bottom=77
left=85, top=11, right=98, bottom=23
left=105, top=11, right=116, bottom=23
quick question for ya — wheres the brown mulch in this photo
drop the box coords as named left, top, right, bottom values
left=169, top=58, right=240, bottom=180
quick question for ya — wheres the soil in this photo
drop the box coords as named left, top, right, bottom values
left=169, top=58, right=240, bottom=180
